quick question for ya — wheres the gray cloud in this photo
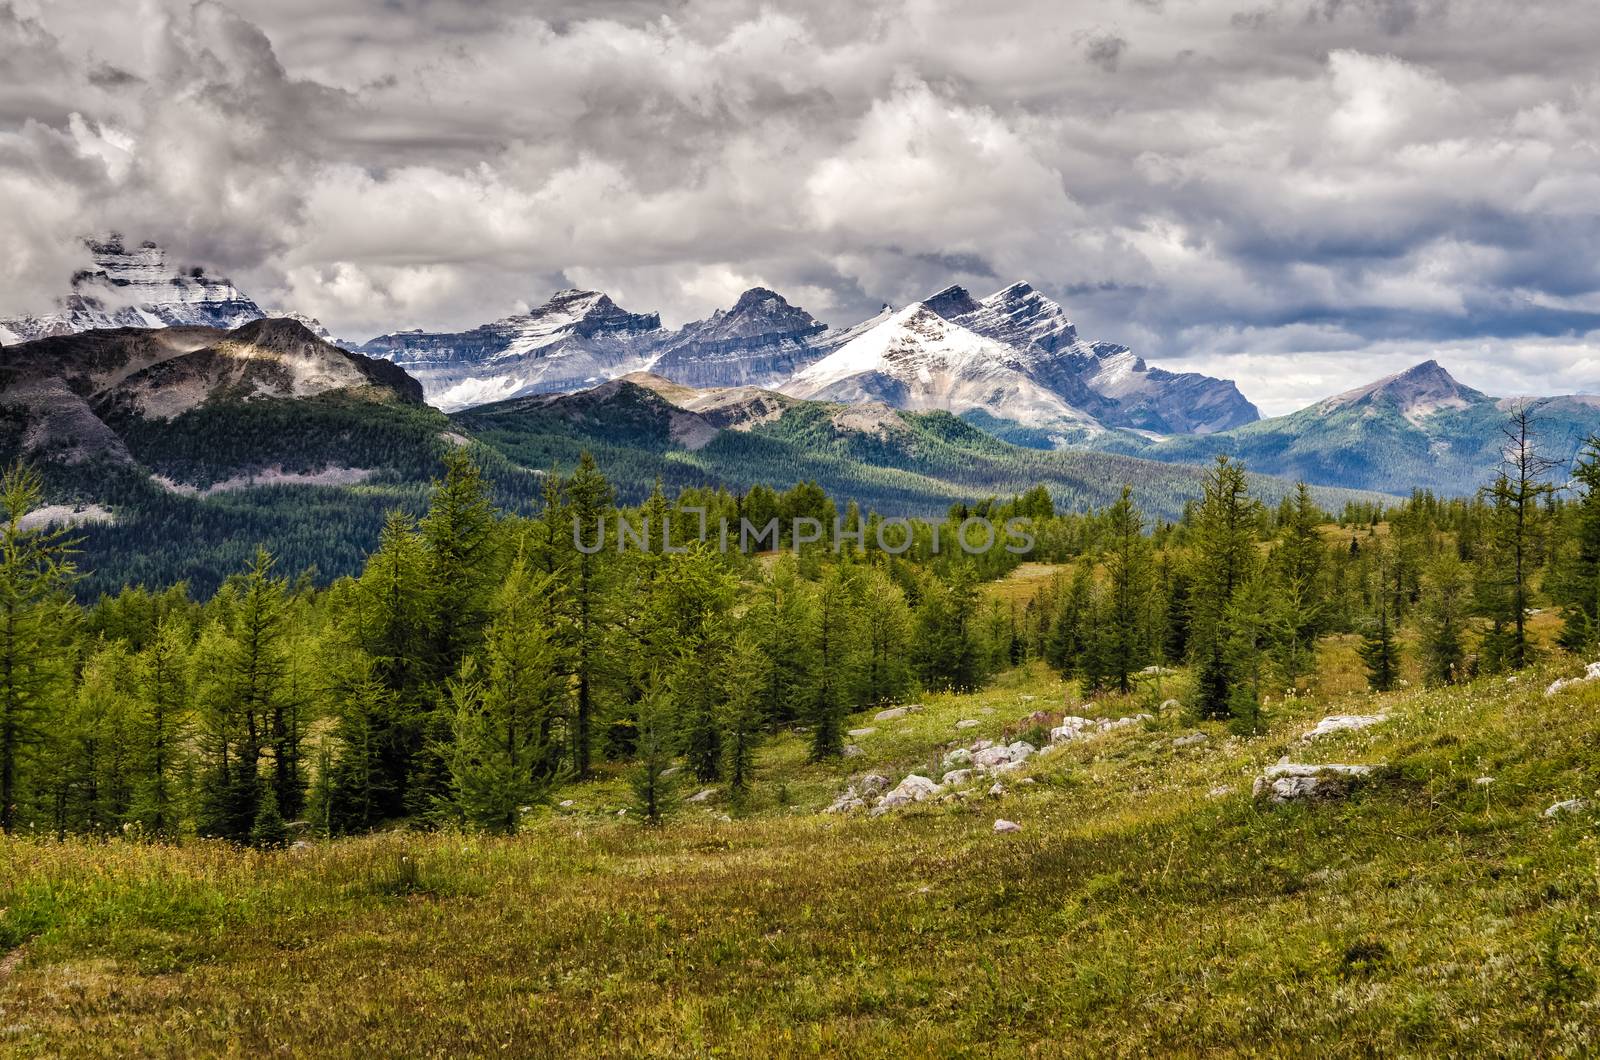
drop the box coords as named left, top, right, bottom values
left=2, top=0, right=1600, bottom=413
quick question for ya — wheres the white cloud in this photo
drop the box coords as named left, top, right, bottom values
left=3, top=0, right=1600, bottom=410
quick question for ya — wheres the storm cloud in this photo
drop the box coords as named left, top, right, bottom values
left=3, top=0, right=1599, bottom=412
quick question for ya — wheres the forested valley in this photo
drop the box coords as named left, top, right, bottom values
left=2, top=404, right=1595, bottom=844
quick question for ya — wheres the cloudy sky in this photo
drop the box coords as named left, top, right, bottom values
left=3, top=0, right=1599, bottom=413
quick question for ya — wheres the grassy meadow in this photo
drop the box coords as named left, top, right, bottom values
left=3, top=581, right=1600, bottom=1056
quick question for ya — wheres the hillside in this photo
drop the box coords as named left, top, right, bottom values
left=1110, top=361, right=1600, bottom=495
left=456, top=374, right=1383, bottom=520
left=5, top=646, right=1599, bottom=1053
left=0, top=319, right=533, bottom=597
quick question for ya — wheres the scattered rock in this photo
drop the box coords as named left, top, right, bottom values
left=1208, top=785, right=1234, bottom=798
left=874, top=706, right=908, bottom=722
left=988, top=782, right=1005, bottom=797
left=955, top=719, right=981, bottom=730
left=824, top=791, right=866, bottom=814
left=859, top=773, right=892, bottom=795
left=1253, top=763, right=1375, bottom=804
left=290, top=839, right=312, bottom=852
left=843, top=744, right=864, bottom=758
left=1172, top=732, right=1208, bottom=749
left=943, top=747, right=974, bottom=768
left=979, top=707, right=996, bottom=716
left=1544, top=798, right=1591, bottom=818
left=660, top=767, right=681, bottom=778
left=1546, top=661, right=1600, bottom=697
left=871, top=774, right=941, bottom=816
left=847, top=727, right=877, bottom=738
left=1140, top=665, right=1176, bottom=676
left=1159, top=699, right=1181, bottom=712
left=941, top=769, right=975, bottom=787
left=993, top=819, right=1022, bottom=833
left=1051, top=714, right=1153, bottom=744
left=905, top=704, right=925, bottom=714
left=1019, top=778, right=1035, bottom=785
left=973, top=741, right=1035, bottom=771
left=971, top=738, right=995, bottom=752
left=688, top=788, right=716, bottom=804
left=559, top=799, right=575, bottom=808
left=616, top=808, right=628, bottom=816
left=1302, top=714, right=1388, bottom=740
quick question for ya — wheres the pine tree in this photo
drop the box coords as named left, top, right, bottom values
left=722, top=633, right=768, bottom=796
left=1269, top=483, right=1326, bottom=689
left=1358, top=553, right=1402, bottom=692
left=1100, top=486, right=1153, bottom=693
left=1418, top=551, right=1469, bottom=686
left=856, top=566, right=913, bottom=706
left=1556, top=436, right=1600, bottom=653
left=1188, top=457, right=1261, bottom=718
left=0, top=463, right=79, bottom=833
left=807, top=565, right=859, bottom=760
left=131, top=613, right=191, bottom=835
left=1480, top=403, right=1558, bottom=671
left=563, top=452, right=614, bottom=778
left=628, top=686, right=677, bottom=825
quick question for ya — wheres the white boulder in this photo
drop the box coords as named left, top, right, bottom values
left=1253, top=763, right=1375, bottom=803
left=847, top=727, right=876, bottom=738
left=1544, top=798, right=1591, bottom=818
left=874, top=706, right=908, bottom=722
left=941, top=769, right=975, bottom=787
left=955, top=719, right=981, bottom=730
left=688, top=788, right=716, bottom=804
left=1173, top=732, right=1207, bottom=749
left=1546, top=662, right=1600, bottom=697
left=993, top=819, right=1022, bottom=833
left=1302, top=714, right=1388, bottom=740
left=943, top=748, right=974, bottom=769
left=871, top=774, right=942, bottom=816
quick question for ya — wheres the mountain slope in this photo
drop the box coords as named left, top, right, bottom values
left=928, top=282, right=1259, bottom=435
left=359, top=289, right=666, bottom=411
left=1115, top=360, right=1600, bottom=495
left=460, top=373, right=1386, bottom=521
left=0, top=236, right=264, bottom=344
left=779, top=304, right=1110, bottom=445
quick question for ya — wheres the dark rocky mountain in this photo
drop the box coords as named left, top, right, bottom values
left=358, top=289, right=666, bottom=411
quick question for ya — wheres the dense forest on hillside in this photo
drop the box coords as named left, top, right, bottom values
left=2, top=402, right=1596, bottom=842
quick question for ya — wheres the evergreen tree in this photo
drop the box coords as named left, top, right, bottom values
left=563, top=452, right=614, bottom=778
left=722, top=633, right=768, bottom=796
left=628, top=686, right=677, bottom=825
left=807, top=565, right=859, bottom=759
left=0, top=463, right=79, bottom=833
left=1418, top=551, right=1469, bottom=686
left=1556, top=436, right=1600, bottom=653
left=1358, top=552, right=1403, bottom=692
left=1188, top=457, right=1261, bottom=718
left=131, top=613, right=192, bottom=835
left=1480, top=403, right=1558, bottom=671
left=1099, top=486, right=1153, bottom=693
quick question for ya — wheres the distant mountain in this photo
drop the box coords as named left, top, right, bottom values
left=1115, top=360, right=1600, bottom=495
left=925, top=282, right=1259, bottom=435
left=354, top=280, right=1255, bottom=437
left=457, top=372, right=1385, bottom=521
left=0, top=236, right=264, bottom=344
left=647, top=288, right=830, bottom=389
left=779, top=303, right=1109, bottom=445
left=1, top=318, right=431, bottom=479
left=358, top=289, right=666, bottom=412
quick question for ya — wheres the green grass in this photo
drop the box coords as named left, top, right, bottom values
left=4, top=654, right=1600, bottom=1055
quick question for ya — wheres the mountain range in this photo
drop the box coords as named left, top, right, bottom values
left=7, top=237, right=1600, bottom=539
